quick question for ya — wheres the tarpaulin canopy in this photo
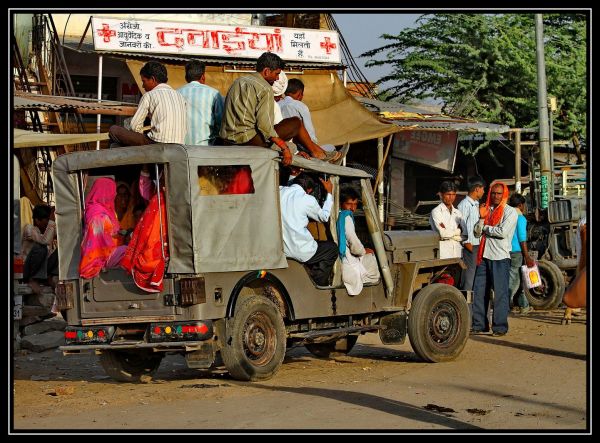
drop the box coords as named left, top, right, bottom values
left=13, top=128, right=110, bottom=149
left=126, top=60, right=401, bottom=147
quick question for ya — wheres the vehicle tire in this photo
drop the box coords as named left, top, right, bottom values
left=408, top=283, right=470, bottom=363
left=305, top=335, right=358, bottom=358
left=220, top=295, right=286, bottom=381
left=524, top=260, right=565, bottom=310
left=99, top=350, right=163, bottom=383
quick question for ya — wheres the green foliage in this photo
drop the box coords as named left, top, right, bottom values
left=362, top=13, right=587, bottom=150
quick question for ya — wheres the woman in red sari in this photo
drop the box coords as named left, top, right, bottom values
left=79, top=178, right=127, bottom=279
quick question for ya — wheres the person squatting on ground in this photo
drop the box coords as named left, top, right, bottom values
left=429, top=180, right=467, bottom=259
left=109, top=61, right=188, bottom=147
left=337, top=187, right=380, bottom=295
left=21, top=204, right=58, bottom=295
left=471, top=182, right=518, bottom=336
left=508, top=193, right=535, bottom=315
left=279, top=173, right=338, bottom=286
left=457, top=176, right=486, bottom=291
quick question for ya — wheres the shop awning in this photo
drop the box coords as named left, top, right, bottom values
left=14, top=92, right=138, bottom=116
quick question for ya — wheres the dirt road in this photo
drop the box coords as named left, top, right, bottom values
left=12, top=309, right=588, bottom=432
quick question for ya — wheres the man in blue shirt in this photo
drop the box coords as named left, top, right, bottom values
left=279, top=173, right=337, bottom=286
left=178, top=60, right=224, bottom=146
left=508, top=193, right=535, bottom=314
left=456, top=176, right=486, bottom=291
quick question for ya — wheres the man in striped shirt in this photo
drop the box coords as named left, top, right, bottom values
left=457, top=176, right=486, bottom=291
left=178, top=60, right=224, bottom=146
left=109, top=61, right=187, bottom=147
left=219, top=52, right=341, bottom=166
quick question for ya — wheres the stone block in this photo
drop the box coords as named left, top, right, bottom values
left=22, top=317, right=67, bottom=336
left=21, top=330, right=65, bottom=352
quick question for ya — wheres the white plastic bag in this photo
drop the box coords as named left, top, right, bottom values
left=521, top=263, right=542, bottom=289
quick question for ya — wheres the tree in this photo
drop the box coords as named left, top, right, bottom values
left=361, top=13, right=587, bottom=152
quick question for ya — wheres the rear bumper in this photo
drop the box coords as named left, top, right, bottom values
left=60, top=340, right=210, bottom=353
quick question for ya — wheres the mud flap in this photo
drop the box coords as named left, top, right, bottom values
left=379, top=311, right=407, bottom=344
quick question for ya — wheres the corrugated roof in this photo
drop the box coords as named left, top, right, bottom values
left=358, top=97, right=442, bottom=115
left=14, top=92, right=138, bottom=116
left=391, top=120, right=510, bottom=133
left=62, top=41, right=346, bottom=70
left=357, top=97, right=509, bottom=133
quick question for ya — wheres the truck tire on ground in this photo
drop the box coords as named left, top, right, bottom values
left=221, top=295, right=286, bottom=381
left=408, top=283, right=470, bottom=362
left=524, top=260, right=565, bottom=310
left=305, top=335, right=358, bottom=358
left=99, top=350, right=163, bottom=383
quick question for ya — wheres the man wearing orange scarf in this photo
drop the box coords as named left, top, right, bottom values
left=471, top=182, right=518, bottom=336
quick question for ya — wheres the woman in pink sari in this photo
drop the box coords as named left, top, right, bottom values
left=79, top=177, right=127, bottom=279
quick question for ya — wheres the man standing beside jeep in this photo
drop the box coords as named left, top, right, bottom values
left=279, top=173, right=338, bottom=286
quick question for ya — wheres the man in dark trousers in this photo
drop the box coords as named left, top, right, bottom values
left=279, top=173, right=338, bottom=286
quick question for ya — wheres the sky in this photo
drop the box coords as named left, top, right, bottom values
left=332, top=13, right=421, bottom=85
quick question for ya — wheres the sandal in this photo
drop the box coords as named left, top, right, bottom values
left=319, top=150, right=343, bottom=164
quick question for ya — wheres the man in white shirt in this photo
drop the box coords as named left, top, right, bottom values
left=429, top=181, right=467, bottom=259
left=279, top=173, right=338, bottom=286
left=337, top=187, right=380, bottom=295
left=457, top=176, right=486, bottom=290
left=279, top=78, right=337, bottom=154
left=109, top=61, right=188, bottom=147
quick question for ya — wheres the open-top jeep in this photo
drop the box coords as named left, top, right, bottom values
left=54, top=144, right=470, bottom=382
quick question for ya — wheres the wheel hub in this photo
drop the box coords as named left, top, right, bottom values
left=429, top=302, right=458, bottom=346
left=243, top=312, right=275, bottom=366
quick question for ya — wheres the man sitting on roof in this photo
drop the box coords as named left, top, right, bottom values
left=109, top=61, right=188, bottom=147
left=279, top=78, right=337, bottom=155
left=219, top=52, right=342, bottom=166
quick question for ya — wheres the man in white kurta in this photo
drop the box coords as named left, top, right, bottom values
left=429, top=181, right=467, bottom=259
left=338, top=188, right=380, bottom=295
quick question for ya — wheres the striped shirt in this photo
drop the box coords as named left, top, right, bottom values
left=130, top=83, right=188, bottom=144
left=220, top=73, right=278, bottom=144
left=178, top=81, right=224, bottom=145
left=457, top=195, right=481, bottom=246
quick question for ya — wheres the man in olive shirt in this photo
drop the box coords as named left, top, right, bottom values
left=220, top=52, right=340, bottom=166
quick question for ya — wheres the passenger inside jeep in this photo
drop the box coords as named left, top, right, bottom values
left=79, top=165, right=170, bottom=293
left=279, top=172, right=338, bottom=286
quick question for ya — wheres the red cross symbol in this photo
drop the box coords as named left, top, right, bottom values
left=97, top=24, right=116, bottom=43
left=320, top=37, right=337, bottom=54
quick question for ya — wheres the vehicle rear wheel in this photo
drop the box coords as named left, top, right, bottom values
left=408, top=283, right=470, bottom=362
left=305, top=335, right=358, bottom=358
left=524, top=260, right=565, bottom=310
left=220, top=295, right=286, bottom=381
left=99, top=350, right=163, bottom=383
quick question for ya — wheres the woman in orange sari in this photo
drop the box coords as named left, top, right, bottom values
left=79, top=178, right=127, bottom=279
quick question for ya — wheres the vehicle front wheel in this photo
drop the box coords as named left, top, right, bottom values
left=524, top=260, right=565, bottom=310
left=408, top=283, right=470, bottom=362
left=99, top=350, right=163, bottom=382
left=220, top=295, right=286, bottom=381
left=305, top=335, right=358, bottom=358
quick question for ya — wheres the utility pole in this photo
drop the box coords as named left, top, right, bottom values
left=535, top=14, right=553, bottom=209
